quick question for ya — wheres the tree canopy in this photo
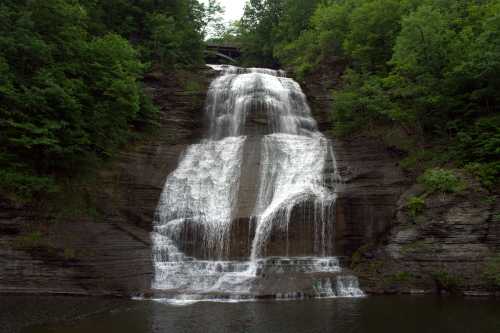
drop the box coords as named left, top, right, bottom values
left=233, top=0, right=499, bottom=188
left=0, top=0, right=215, bottom=200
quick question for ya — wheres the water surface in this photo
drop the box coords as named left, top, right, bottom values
left=2, top=296, right=499, bottom=333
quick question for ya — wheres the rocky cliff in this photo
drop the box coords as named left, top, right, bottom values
left=301, top=59, right=500, bottom=296
left=1, top=62, right=498, bottom=297
left=353, top=179, right=499, bottom=296
left=300, top=59, right=410, bottom=257
left=0, top=67, right=212, bottom=296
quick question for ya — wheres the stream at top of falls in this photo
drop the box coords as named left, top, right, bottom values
left=150, top=64, right=362, bottom=302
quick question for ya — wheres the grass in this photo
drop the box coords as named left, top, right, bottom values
left=401, top=240, right=431, bottom=254
left=431, top=270, right=463, bottom=292
left=14, top=231, right=46, bottom=249
left=406, top=196, right=426, bottom=220
left=399, top=149, right=436, bottom=172
left=480, top=196, right=497, bottom=205
left=63, top=248, right=77, bottom=261
left=14, top=230, right=80, bottom=262
left=385, top=271, right=414, bottom=285
left=419, top=168, right=467, bottom=194
left=465, top=162, right=500, bottom=190
left=482, top=255, right=500, bottom=287
left=350, top=244, right=372, bottom=269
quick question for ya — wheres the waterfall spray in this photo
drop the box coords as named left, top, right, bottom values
left=151, top=65, right=363, bottom=299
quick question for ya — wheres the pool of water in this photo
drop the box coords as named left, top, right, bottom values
left=1, top=295, right=499, bottom=333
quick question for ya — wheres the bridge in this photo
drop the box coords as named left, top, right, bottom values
left=205, top=43, right=241, bottom=64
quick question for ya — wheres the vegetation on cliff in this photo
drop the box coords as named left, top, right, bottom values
left=0, top=0, right=218, bottom=201
left=231, top=0, right=500, bottom=190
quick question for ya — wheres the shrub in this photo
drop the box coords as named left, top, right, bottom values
left=419, top=168, right=466, bottom=194
left=63, top=248, right=77, bottom=261
left=350, top=244, right=371, bottom=269
left=400, top=150, right=433, bottom=171
left=432, top=270, right=462, bottom=292
left=482, top=256, right=500, bottom=287
left=407, top=196, right=426, bottom=219
left=0, top=169, right=59, bottom=201
left=14, top=231, right=44, bottom=249
left=401, top=240, right=430, bottom=254
left=465, top=162, right=500, bottom=190
left=387, top=271, right=413, bottom=284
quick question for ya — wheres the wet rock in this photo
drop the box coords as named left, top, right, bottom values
left=0, top=67, right=213, bottom=296
left=299, top=59, right=500, bottom=295
left=353, top=179, right=498, bottom=294
left=300, top=63, right=410, bottom=257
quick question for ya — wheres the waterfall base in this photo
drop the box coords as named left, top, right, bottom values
left=150, top=65, right=365, bottom=302
left=150, top=256, right=364, bottom=302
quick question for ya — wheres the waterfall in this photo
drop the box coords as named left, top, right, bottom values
left=250, top=133, right=335, bottom=259
left=154, top=136, right=246, bottom=258
left=151, top=65, right=364, bottom=300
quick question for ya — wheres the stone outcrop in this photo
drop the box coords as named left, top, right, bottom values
left=300, top=59, right=410, bottom=257
left=1, top=60, right=498, bottom=297
left=0, top=67, right=213, bottom=296
left=352, top=180, right=499, bottom=295
left=300, top=59, right=500, bottom=295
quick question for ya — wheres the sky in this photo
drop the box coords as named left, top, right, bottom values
left=204, top=0, right=246, bottom=23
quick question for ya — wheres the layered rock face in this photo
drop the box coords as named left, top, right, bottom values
left=301, top=59, right=500, bottom=295
left=2, top=60, right=498, bottom=297
left=301, top=59, right=410, bottom=257
left=149, top=66, right=365, bottom=299
left=353, top=181, right=499, bottom=295
left=0, top=68, right=213, bottom=296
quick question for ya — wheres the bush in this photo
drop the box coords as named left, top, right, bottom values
left=387, top=271, right=413, bottom=284
left=482, top=256, right=500, bottom=287
left=465, top=162, right=500, bottom=190
left=407, top=196, right=426, bottom=219
left=0, top=169, right=59, bottom=201
left=331, top=71, right=398, bottom=136
left=350, top=243, right=371, bottom=269
left=14, top=231, right=45, bottom=249
left=419, top=168, right=466, bottom=194
left=63, top=248, right=77, bottom=261
left=244, top=0, right=500, bottom=187
left=432, top=270, right=462, bottom=292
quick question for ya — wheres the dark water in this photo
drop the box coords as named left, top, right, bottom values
left=1, top=296, right=499, bottom=333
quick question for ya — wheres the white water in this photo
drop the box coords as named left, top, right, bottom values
left=313, top=276, right=366, bottom=298
left=250, top=133, right=335, bottom=259
left=154, top=136, right=246, bottom=258
left=152, top=64, right=363, bottom=299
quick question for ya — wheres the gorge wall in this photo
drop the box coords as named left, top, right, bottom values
left=0, top=67, right=213, bottom=296
left=1, top=63, right=498, bottom=297
left=301, top=59, right=500, bottom=296
left=300, top=59, right=410, bottom=257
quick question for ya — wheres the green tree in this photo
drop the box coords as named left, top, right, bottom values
left=0, top=0, right=205, bottom=200
left=239, top=0, right=284, bottom=67
left=344, top=0, right=403, bottom=72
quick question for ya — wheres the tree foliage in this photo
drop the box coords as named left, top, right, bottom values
left=238, top=0, right=284, bottom=67
left=0, top=0, right=212, bottom=200
left=235, top=0, right=500, bottom=188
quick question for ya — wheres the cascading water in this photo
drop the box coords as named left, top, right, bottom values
left=151, top=65, right=364, bottom=300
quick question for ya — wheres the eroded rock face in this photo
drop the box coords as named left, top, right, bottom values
left=0, top=67, right=213, bottom=296
left=2, top=62, right=498, bottom=297
left=332, top=138, right=409, bottom=255
left=353, top=180, right=499, bottom=295
left=300, top=60, right=500, bottom=295
left=300, top=60, right=410, bottom=257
